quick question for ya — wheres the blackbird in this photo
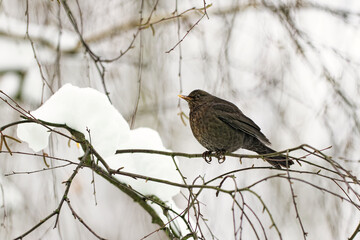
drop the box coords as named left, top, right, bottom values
left=179, top=89, right=293, bottom=168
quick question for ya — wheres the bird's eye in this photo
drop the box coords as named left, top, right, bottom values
left=194, top=94, right=200, bottom=100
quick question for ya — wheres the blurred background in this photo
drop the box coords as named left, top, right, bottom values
left=0, top=0, right=359, bottom=239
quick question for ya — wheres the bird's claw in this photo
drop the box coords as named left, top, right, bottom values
left=215, top=151, right=226, bottom=164
left=202, top=151, right=212, bottom=164
left=217, top=155, right=226, bottom=164
left=202, top=151, right=226, bottom=164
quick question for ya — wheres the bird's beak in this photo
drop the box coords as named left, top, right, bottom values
left=178, top=94, right=192, bottom=101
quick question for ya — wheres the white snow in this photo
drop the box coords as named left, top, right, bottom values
left=16, top=84, right=182, bottom=202
left=17, top=84, right=130, bottom=157
left=151, top=201, right=191, bottom=237
left=106, top=127, right=182, bottom=201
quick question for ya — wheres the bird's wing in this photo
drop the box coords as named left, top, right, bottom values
left=212, top=102, right=271, bottom=145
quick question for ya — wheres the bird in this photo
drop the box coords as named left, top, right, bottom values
left=178, top=89, right=294, bottom=168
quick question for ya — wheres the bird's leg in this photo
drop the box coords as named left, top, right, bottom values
left=202, top=151, right=212, bottom=163
left=215, top=150, right=226, bottom=164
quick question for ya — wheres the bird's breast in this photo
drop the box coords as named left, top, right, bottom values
left=189, top=105, right=245, bottom=152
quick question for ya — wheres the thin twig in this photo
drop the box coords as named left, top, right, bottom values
left=66, top=198, right=106, bottom=240
left=286, top=163, right=307, bottom=239
left=166, top=4, right=212, bottom=53
left=14, top=148, right=90, bottom=240
left=25, top=0, right=54, bottom=98
left=349, top=222, right=360, bottom=240
left=4, top=163, right=73, bottom=176
left=130, top=0, right=144, bottom=129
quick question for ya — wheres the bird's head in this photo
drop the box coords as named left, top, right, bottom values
left=178, top=89, right=213, bottom=110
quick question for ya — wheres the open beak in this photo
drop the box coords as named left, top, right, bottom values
left=178, top=94, right=192, bottom=101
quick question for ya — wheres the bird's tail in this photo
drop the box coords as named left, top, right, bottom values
left=245, top=139, right=294, bottom=168
left=257, top=146, right=294, bottom=168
